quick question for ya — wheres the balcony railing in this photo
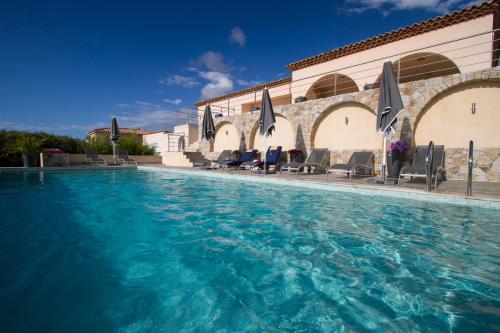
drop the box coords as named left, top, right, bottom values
left=202, top=28, right=499, bottom=119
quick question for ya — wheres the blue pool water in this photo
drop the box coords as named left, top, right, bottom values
left=0, top=169, right=499, bottom=332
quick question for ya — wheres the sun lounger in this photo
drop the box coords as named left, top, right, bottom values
left=84, top=147, right=106, bottom=166
left=117, top=149, right=137, bottom=165
left=325, top=151, right=374, bottom=180
left=280, top=148, right=329, bottom=175
left=222, top=150, right=257, bottom=168
left=241, top=146, right=282, bottom=173
left=398, top=145, right=446, bottom=188
left=193, top=150, right=232, bottom=168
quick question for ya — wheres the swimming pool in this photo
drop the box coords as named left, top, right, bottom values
left=1, top=168, right=499, bottom=332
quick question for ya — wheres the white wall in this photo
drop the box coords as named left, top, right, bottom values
left=213, top=123, right=240, bottom=153
left=415, top=83, right=500, bottom=148
left=252, top=116, right=295, bottom=151
left=291, top=16, right=493, bottom=101
left=313, top=104, right=381, bottom=150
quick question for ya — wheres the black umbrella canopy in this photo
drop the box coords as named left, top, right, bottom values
left=201, top=105, right=216, bottom=141
left=376, top=61, right=404, bottom=134
left=110, top=117, right=120, bottom=143
left=259, top=87, right=276, bottom=136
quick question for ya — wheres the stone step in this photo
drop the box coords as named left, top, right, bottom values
left=182, top=151, right=205, bottom=163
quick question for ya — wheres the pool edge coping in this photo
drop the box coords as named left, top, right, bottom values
left=138, top=166, right=500, bottom=209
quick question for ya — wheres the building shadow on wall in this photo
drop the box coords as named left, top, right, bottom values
left=239, top=131, right=247, bottom=152
left=295, top=125, right=307, bottom=155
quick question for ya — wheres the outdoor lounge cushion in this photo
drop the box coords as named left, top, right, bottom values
left=223, top=150, right=257, bottom=167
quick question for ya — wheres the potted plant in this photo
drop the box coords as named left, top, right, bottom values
left=294, top=96, right=308, bottom=103
left=15, top=136, right=44, bottom=167
left=387, top=140, right=409, bottom=178
left=288, top=149, right=303, bottom=163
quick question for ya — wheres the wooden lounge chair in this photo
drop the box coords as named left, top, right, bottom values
left=84, top=147, right=106, bottom=166
left=280, top=148, right=329, bottom=175
left=326, top=151, right=374, bottom=180
left=398, top=145, right=446, bottom=188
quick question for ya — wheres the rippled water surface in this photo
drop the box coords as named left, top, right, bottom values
left=1, top=169, right=499, bottom=332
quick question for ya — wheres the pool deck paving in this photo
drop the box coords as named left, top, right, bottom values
left=143, top=165, right=500, bottom=203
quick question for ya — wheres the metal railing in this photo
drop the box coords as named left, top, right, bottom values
left=166, top=132, right=186, bottom=152
left=467, top=140, right=474, bottom=196
left=425, top=141, right=434, bottom=192
left=202, top=29, right=499, bottom=118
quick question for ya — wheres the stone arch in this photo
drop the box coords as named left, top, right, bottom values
left=211, top=121, right=240, bottom=152
left=305, top=73, right=359, bottom=101
left=375, top=52, right=460, bottom=85
left=249, top=114, right=295, bottom=151
left=311, top=102, right=381, bottom=150
left=414, top=80, right=500, bottom=148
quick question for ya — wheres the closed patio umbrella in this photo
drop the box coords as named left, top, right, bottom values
left=201, top=105, right=216, bottom=161
left=259, top=87, right=276, bottom=173
left=110, top=117, right=120, bottom=164
left=376, top=61, right=404, bottom=182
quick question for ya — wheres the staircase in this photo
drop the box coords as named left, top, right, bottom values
left=182, top=151, right=205, bottom=163
left=161, top=150, right=207, bottom=167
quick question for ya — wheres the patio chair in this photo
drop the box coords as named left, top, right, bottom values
left=325, top=151, right=374, bottom=180
left=117, top=149, right=137, bottom=166
left=279, top=148, right=329, bottom=175
left=222, top=150, right=257, bottom=168
left=398, top=145, right=446, bottom=188
left=193, top=150, right=232, bottom=168
left=84, top=147, right=107, bottom=166
left=241, top=146, right=282, bottom=173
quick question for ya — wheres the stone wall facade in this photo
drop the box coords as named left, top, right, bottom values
left=199, top=68, right=500, bottom=181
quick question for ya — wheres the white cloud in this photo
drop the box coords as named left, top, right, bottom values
left=341, top=0, right=478, bottom=15
left=118, top=109, right=177, bottom=130
left=198, top=71, right=234, bottom=100
left=229, top=26, right=246, bottom=47
left=163, top=98, right=182, bottom=105
left=236, top=79, right=264, bottom=87
left=0, top=120, right=108, bottom=135
left=197, top=51, right=231, bottom=72
left=159, top=74, right=200, bottom=87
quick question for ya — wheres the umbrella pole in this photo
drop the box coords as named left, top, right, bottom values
left=113, top=143, right=116, bottom=164
left=263, top=135, right=267, bottom=174
left=382, top=133, right=387, bottom=183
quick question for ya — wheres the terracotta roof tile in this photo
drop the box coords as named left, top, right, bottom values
left=89, top=128, right=156, bottom=135
left=196, top=77, right=292, bottom=107
left=286, top=1, right=498, bottom=71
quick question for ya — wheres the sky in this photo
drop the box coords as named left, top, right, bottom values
left=0, top=0, right=483, bottom=138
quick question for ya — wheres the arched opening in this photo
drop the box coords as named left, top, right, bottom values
left=212, top=122, right=240, bottom=152
left=250, top=115, right=294, bottom=151
left=374, top=52, right=460, bottom=86
left=414, top=81, right=500, bottom=148
left=305, top=73, right=359, bottom=101
left=311, top=102, right=381, bottom=150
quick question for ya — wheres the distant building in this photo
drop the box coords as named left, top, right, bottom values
left=142, top=124, right=199, bottom=156
left=87, top=128, right=155, bottom=141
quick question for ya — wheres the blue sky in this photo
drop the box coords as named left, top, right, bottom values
left=0, top=0, right=481, bottom=138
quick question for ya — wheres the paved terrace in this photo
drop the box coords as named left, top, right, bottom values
left=143, top=165, right=500, bottom=203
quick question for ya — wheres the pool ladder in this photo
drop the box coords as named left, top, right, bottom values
left=425, top=141, right=434, bottom=192
left=467, top=140, right=473, bottom=196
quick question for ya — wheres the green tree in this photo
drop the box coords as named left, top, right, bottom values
left=117, top=134, right=156, bottom=155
